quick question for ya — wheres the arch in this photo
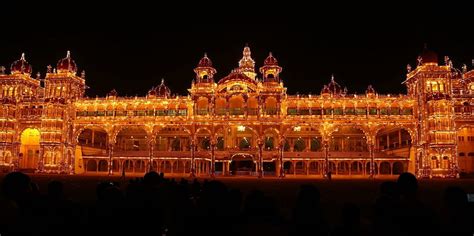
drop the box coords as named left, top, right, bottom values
left=330, top=126, right=367, bottom=152
left=264, top=96, right=278, bottom=115
left=77, top=126, right=109, bottom=151
left=379, top=162, right=391, bottom=175
left=123, top=160, right=134, bottom=172
left=350, top=161, right=363, bottom=175
left=162, top=160, right=172, bottom=173
left=98, top=160, right=108, bottom=172
left=247, top=96, right=258, bottom=115
left=86, top=160, right=97, bottom=172
left=19, top=128, right=41, bottom=169
left=114, top=126, right=149, bottom=152
left=366, top=162, right=378, bottom=175
left=375, top=126, right=413, bottom=151
left=229, top=95, right=244, bottom=115
left=196, top=97, right=209, bottom=115
left=308, top=162, right=321, bottom=174
left=393, top=162, right=404, bottom=175
left=215, top=97, right=227, bottom=115
left=283, top=161, right=293, bottom=174
left=135, top=160, right=146, bottom=172
left=328, top=162, right=336, bottom=173
left=295, top=161, right=305, bottom=174
left=337, top=162, right=350, bottom=175
left=293, top=137, right=306, bottom=152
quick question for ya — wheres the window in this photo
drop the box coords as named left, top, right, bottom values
left=178, top=109, right=187, bottom=116
left=333, top=108, right=343, bottom=115
left=402, top=108, right=413, bottom=115
left=369, top=108, right=377, bottom=115
left=355, top=108, right=366, bottom=115
left=459, top=152, right=465, bottom=157
left=106, top=111, right=114, bottom=116
left=380, top=108, right=388, bottom=115
left=298, top=108, right=310, bottom=115
left=311, top=108, right=322, bottom=115
left=390, top=108, right=400, bottom=115
left=324, top=108, right=333, bottom=115
left=156, top=110, right=167, bottom=116
left=287, top=108, right=297, bottom=115
left=468, top=152, right=474, bottom=157
left=458, top=136, right=465, bottom=142
left=345, top=108, right=355, bottom=115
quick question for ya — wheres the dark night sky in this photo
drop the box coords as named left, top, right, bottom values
left=1, top=2, right=473, bottom=97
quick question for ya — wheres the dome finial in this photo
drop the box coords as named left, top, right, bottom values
left=204, top=52, right=207, bottom=58
left=21, top=53, right=25, bottom=61
left=66, top=50, right=71, bottom=58
left=331, top=74, right=335, bottom=82
left=161, top=78, right=165, bottom=85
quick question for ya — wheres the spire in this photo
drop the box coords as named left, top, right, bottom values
left=331, top=74, right=335, bottom=82
left=66, top=50, right=71, bottom=58
left=161, top=78, right=165, bottom=85
left=20, top=53, right=26, bottom=61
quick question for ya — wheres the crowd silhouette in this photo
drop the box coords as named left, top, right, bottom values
left=0, top=171, right=473, bottom=235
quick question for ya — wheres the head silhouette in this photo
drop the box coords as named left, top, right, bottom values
left=397, top=172, right=418, bottom=197
left=1, top=171, right=32, bottom=201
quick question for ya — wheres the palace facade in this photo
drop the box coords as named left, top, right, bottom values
left=0, top=46, right=473, bottom=178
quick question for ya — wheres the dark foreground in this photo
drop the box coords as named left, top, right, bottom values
left=0, top=173, right=473, bottom=235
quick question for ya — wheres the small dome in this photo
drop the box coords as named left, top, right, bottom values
left=10, top=53, right=32, bottom=74
left=321, top=85, right=330, bottom=95
left=107, top=89, right=118, bottom=97
left=420, top=47, right=438, bottom=65
left=327, top=75, right=343, bottom=94
left=366, top=85, right=375, bottom=94
left=57, top=51, right=77, bottom=73
left=264, top=52, right=278, bottom=66
left=150, top=79, right=171, bottom=97
left=197, top=53, right=213, bottom=67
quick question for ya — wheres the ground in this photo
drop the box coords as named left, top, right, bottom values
left=2, top=173, right=474, bottom=226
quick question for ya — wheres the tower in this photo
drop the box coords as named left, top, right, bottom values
left=193, top=53, right=217, bottom=84
left=259, top=52, right=282, bottom=83
left=404, top=47, right=457, bottom=177
left=41, top=51, right=86, bottom=173
left=0, top=53, right=41, bottom=170
left=238, top=45, right=257, bottom=79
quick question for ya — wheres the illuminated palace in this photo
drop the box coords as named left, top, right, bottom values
left=0, top=46, right=473, bottom=178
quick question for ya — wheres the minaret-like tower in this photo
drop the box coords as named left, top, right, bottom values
left=259, top=52, right=282, bottom=83
left=193, top=53, right=217, bottom=84
left=405, top=47, right=457, bottom=178
left=238, top=45, right=257, bottom=79
left=0, top=53, right=41, bottom=170
left=41, top=51, right=86, bottom=173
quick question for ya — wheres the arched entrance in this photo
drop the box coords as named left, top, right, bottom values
left=230, top=154, right=255, bottom=175
left=19, top=128, right=40, bottom=169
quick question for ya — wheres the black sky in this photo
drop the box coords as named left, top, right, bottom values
left=1, top=2, right=473, bottom=97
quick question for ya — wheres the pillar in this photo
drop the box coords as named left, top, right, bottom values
left=323, top=139, right=329, bottom=178
left=108, top=144, right=113, bottom=176
left=398, top=130, right=402, bottom=147
left=278, top=138, right=285, bottom=178
left=386, top=134, right=390, bottom=149
left=190, top=139, right=196, bottom=177
left=148, top=140, right=154, bottom=172
left=368, top=140, right=375, bottom=178
left=258, top=140, right=264, bottom=178
left=210, top=139, right=216, bottom=178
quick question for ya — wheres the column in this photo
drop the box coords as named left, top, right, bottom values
left=398, top=130, right=402, bottom=147
left=108, top=144, right=114, bottom=176
left=210, top=139, right=216, bottom=178
left=148, top=140, right=154, bottom=172
left=91, top=130, right=95, bottom=147
left=190, top=139, right=196, bottom=177
left=368, top=141, right=375, bottom=178
left=278, top=138, right=285, bottom=178
left=386, top=134, right=390, bottom=149
left=37, top=144, right=45, bottom=172
left=258, top=140, right=264, bottom=178
left=323, top=139, right=329, bottom=178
